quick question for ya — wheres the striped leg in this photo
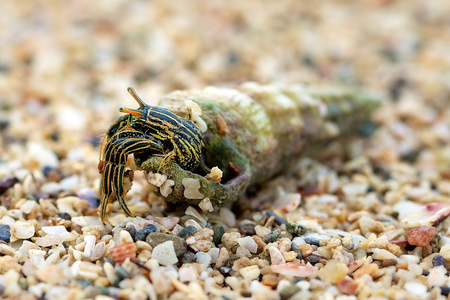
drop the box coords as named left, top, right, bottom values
left=99, top=131, right=164, bottom=222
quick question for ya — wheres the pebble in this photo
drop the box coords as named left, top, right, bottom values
left=178, top=225, right=197, bottom=239
left=196, top=252, right=212, bottom=265
left=432, top=255, right=445, bottom=267
left=240, top=265, right=261, bottom=280
left=263, top=229, right=280, bottom=243
left=219, top=207, right=236, bottom=227
left=237, top=236, right=258, bottom=254
left=273, top=193, right=301, bottom=212
left=215, top=247, right=230, bottom=269
left=154, top=216, right=179, bottom=230
left=213, top=226, right=225, bottom=245
left=179, top=265, right=198, bottom=282
left=146, top=232, right=187, bottom=257
left=408, top=226, right=435, bottom=247
left=439, top=244, right=450, bottom=261
left=135, top=224, right=157, bottom=241
left=11, top=221, right=35, bottom=239
left=152, top=241, right=178, bottom=266
left=239, top=220, right=256, bottom=236
left=269, top=246, right=285, bottom=264
left=0, top=224, right=11, bottom=242
left=304, top=254, right=322, bottom=265
left=300, top=233, right=329, bottom=245
left=404, top=282, right=427, bottom=297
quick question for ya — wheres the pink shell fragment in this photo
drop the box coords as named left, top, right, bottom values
left=400, top=202, right=450, bottom=228
left=270, top=262, right=317, bottom=277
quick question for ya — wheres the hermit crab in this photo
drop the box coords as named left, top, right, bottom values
left=99, top=82, right=381, bottom=222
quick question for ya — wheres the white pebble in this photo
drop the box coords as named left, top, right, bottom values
left=60, top=175, right=79, bottom=190
left=152, top=241, right=178, bottom=266
left=220, top=207, right=236, bottom=227
left=11, top=221, right=35, bottom=239
left=428, top=267, right=446, bottom=287
left=83, top=235, right=97, bottom=257
left=269, top=246, right=285, bottom=264
left=237, top=236, right=258, bottom=254
left=20, top=200, right=37, bottom=214
left=26, top=142, right=59, bottom=168
left=40, top=182, right=62, bottom=194
left=400, top=254, right=420, bottom=264
left=273, top=193, right=301, bottom=212
left=240, top=265, right=261, bottom=280
left=404, top=282, right=427, bottom=297
left=196, top=252, right=212, bottom=265
left=41, top=226, right=68, bottom=235
left=292, top=237, right=306, bottom=246
left=179, top=265, right=198, bottom=282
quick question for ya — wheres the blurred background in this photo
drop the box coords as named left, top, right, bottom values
left=0, top=0, right=449, bottom=183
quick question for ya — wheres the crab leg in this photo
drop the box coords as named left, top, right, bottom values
left=99, top=130, right=164, bottom=222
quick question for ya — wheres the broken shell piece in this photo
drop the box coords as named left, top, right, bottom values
left=206, top=167, right=223, bottom=183
left=399, top=202, right=450, bottom=228
left=160, top=179, right=175, bottom=197
left=182, top=178, right=204, bottom=199
left=148, top=172, right=168, bottom=187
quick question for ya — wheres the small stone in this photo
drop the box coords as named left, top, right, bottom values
left=135, top=224, right=157, bottom=241
left=179, top=265, right=198, bottom=282
left=304, top=254, right=322, bottom=265
left=298, top=243, right=313, bottom=257
left=152, top=241, right=178, bottom=266
left=56, top=212, right=72, bottom=220
left=255, top=225, right=271, bottom=238
left=125, top=225, right=136, bottom=242
left=353, top=263, right=379, bottom=280
left=439, top=244, right=450, bottom=261
left=301, top=233, right=329, bottom=245
left=432, top=255, right=445, bottom=267
left=215, top=247, right=230, bottom=269
left=273, top=193, right=301, bottom=212
left=240, top=265, right=261, bottom=280
left=213, top=226, right=225, bottom=245
left=237, top=236, right=258, bottom=254
left=219, top=207, right=236, bottom=227
left=178, top=225, right=197, bottom=239
left=198, top=197, right=214, bottom=212
left=337, top=278, right=358, bottom=295
left=382, top=259, right=398, bottom=267
left=239, top=220, right=256, bottom=236
left=269, top=246, right=285, bottom=264
left=282, top=251, right=298, bottom=262
left=154, top=216, right=179, bottom=230
left=408, top=226, right=435, bottom=247
left=291, top=243, right=302, bottom=260
left=39, top=200, right=59, bottom=217
left=0, top=224, right=11, bottom=242
left=428, top=267, right=446, bottom=287
left=319, top=260, right=349, bottom=283
left=146, top=232, right=187, bottom=257
left=404, top=282, right=427, bottom=297
left=11, top=221, right=35, bottom=239
left=263, top=229, right=280, bottom=243
left=182, top=252, right=197, bottom=264
left=196, top=252, right=212, bottom=265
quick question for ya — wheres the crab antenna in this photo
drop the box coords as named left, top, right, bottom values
left=119, top=107, right=143, bottom=116
left=127, top=87, right=148, bottom=109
